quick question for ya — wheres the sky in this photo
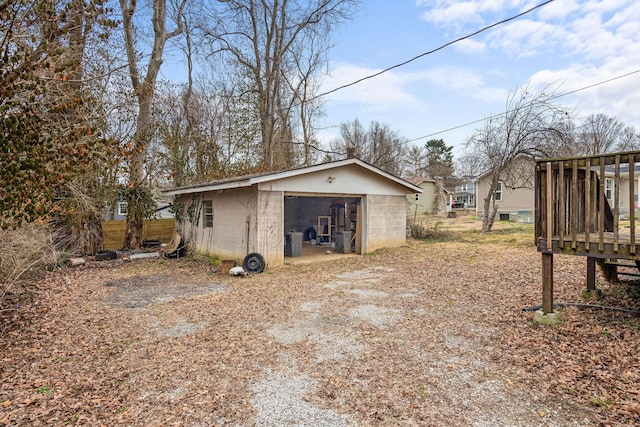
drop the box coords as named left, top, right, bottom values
left=315, top=0, right=640, bottom=157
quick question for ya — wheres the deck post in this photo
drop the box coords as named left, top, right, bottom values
left=581, top=257, right=604, bottom=299
left=586, top=257, right=596, bottom=291
left=535, top=252, right=562, bottom=325
left=542, top=253, right=554, bottom=313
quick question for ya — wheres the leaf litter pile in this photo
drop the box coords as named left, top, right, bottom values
left=1, top=230, right=640, bottom=426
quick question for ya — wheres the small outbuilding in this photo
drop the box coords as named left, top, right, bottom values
left=163, top=158, right=422, bottom=268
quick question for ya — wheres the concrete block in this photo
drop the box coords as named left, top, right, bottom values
left=533, top=309, right=563, bottom=325
left=580, top=288, right=603, bottom=299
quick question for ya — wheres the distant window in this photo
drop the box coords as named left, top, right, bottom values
left=605, top=178, right=613, bottom=201
left=202, top=200, right=213, bottom=227
left=494, top=182, right=503, bottom=202
left=118, top=202, right=128, bottom=216
left=461, top=184, right=467, bottom=192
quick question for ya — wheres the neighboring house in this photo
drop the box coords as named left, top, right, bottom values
left=588, top=162, right=640, bottom=217
left=103, top=195, right=174, bottom=221
left=476, top=157, right=536, bottom=223
left=405, top=177, right=449, bottom=215
left=451, top=177, right=477, bottom=209
left=163, top=158, right=422, bottom=267
left=477, top=155, right=640, bottom=224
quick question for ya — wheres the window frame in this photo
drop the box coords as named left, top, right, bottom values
left=605, top=177, right=614, bottom=201
left=494, top=181, right=503, bottom=202
left=202, top=200, right=214, bottom=227
left=117, top=202, right=128, bottom=216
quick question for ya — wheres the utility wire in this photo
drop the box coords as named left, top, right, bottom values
left=407, top=68, right=640, bottom=143
left=311, top=0, right=556, bottom=102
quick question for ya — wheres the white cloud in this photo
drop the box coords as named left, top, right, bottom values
left=321, top=63, right=425, bottom=111
left=418, top=0, right=640, bottom=62
left=486, top=19, right=567, bottom=58
left=422, top=67, right=508, bottom=102
left=529, top=65, right=640, bottom=126
left=421, top=1, right=483, bottom=26
left=535, top=0, right=581, bottom=20
left=454, top=38, right=487, bottom=54
left=418, top=0, right=527, bottom=26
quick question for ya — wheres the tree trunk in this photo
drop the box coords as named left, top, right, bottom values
left=120, top=0, right=185, bottom=249
left=481, top=176, right=500, bottom=232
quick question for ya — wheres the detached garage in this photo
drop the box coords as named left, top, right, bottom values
left=163, top=158, right=422, bottom=268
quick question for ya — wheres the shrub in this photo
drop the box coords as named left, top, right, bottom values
left=0, top=224, right=57, bottom=302
left=408, top=221, right=453, bottom=241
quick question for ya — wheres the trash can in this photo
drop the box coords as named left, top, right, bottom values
left=285, top=232, right=303, bottom=257
left=336, top=231, right=352, bottom=254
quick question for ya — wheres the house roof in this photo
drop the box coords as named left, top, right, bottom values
left=405, top=176, right=436, bottom=186
left=162, top=158, right=423, bottom=196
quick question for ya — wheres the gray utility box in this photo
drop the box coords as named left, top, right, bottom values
left=335, top=231, right=352, bottom=254
left=285, top=232, right=303, bottom=257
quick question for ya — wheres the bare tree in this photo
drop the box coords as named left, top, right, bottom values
left=282, top=25, right=327, bottom=166
left=330, top=119, right=408, bottom=176
left=466, top=84, right=570, bottom=232
left=575, top=113, right=640, bottom=154
left=118, top=0, right=187, bottom=249
left=580, top=113, right=625, bottom=155
left=614, top=124, right=640, bottom=152
left=455, top=152, right=484, bottom=178
left=543, top=113, right=640, bottom=157
left=405, top=145, right=428, bottom=178
left=200, top=0, right=358, bottom=170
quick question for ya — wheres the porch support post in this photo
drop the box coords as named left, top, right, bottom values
left=586, top=257, right=596, bottom=291
left=581, top=257, right=603, bottom=299
left=534, top=252, right=562, bottom=325
left=542, top=252, right=554, bottom=313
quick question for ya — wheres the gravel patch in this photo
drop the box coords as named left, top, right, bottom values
left=348, top=304, right=403, bottom=328
left=250, top=368, right=352, bottom=427
left=267, top=308, right=366, bottom=363
left=103, top=275, right=229, bottom=308
left=156, top=318, right=208, bottom=338
left=347, top=289, right=388, bottom=299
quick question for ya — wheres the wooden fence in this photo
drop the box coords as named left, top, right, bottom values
left=102, top=218, right=176, bottom=250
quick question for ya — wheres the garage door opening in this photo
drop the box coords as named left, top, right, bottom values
left=284, top=195, right=361, bottom=260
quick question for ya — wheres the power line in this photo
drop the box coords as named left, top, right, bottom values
left=407, top=68, right=640, bottom=143
left=311, top=0, right=556, bottom=102
left=548, top=69, right=640, bottom=101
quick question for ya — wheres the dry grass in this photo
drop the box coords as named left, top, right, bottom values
left=0, top=224, right=57, bottom=302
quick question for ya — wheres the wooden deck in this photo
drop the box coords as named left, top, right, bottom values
left=538, top=233, right=640, bottom=259
left=535, top=151, right=640, bottom=314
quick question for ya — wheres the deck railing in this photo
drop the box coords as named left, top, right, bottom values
left=535, top=151, right=640, bottom=259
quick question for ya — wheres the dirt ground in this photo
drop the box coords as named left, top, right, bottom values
left=1, top=221, right=640, bottom=426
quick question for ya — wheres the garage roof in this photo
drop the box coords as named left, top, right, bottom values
left=162, top=158, right=422, bottom=196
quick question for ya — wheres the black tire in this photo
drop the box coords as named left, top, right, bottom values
left=142, top=240, right=162, bottom=248
left=243, top=252, right=266, bottom=274
left=164, top=239, right=186, bottom=259
left=303, top=227, right=317, bottom=241
left=96, top=250, right=117, bottom=261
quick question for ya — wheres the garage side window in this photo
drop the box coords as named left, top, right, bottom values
left=202, top=200, right=213, bottom=227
